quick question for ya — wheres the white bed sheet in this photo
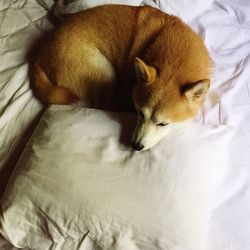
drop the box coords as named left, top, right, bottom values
left=0, top=235, right=29, bottom=250
left=0, top=0, right=54, bottom=196
left=189, top=1, right=250, bottom=249
left=0, top=0, right=250, bottom=249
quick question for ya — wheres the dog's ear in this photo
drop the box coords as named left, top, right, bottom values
left=134, top=57, right=156, bottom=83
left=182, top=79, right=210, bottom=103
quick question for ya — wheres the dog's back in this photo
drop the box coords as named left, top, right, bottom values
left=32, top=5, right=211, bottom=110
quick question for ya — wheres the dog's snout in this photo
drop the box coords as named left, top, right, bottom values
left=132, top=141, right=144, bottom=151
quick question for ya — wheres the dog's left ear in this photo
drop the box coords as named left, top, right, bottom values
left=134, top=57, right=156, bottom=83
left=182, top=79, right=210, bottom=102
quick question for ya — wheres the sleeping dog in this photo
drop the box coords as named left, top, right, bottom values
left=32, top=5, right=211, bottom=150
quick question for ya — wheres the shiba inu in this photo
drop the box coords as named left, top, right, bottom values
left=32, top=5, right=211, bottom=151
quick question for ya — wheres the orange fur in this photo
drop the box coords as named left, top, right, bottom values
left=32, top=64, right=79, bottom=104
left=32, top=5, right=212, bottom=115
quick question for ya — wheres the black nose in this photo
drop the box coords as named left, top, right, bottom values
left=132, top=141, right=144, bottom=151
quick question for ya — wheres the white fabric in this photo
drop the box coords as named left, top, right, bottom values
left=190, top=1, right=250, bottom=249
left=54, top=0, right=142, bottom=17
left=0, top=0, right=250, bottom=249
left=0, top=105, right=230, bottom=249
left=0, top=0, right=54, bottom=196
left=53, top=0, right=213, bottom=22
left=157, top=0, right=214, bottom=22
left=0, top=235, right=19, bottom=250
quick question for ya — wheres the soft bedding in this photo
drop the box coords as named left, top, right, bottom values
left=0, top=106, right=230, bottom=249
left=53, top=0, right=213, bottom=22
left=0, top=0, right=250, bottom=250
left=0, top=0, right=54, bottom=197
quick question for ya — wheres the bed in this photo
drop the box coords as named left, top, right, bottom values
left=0, top=0, right=250, bottom=249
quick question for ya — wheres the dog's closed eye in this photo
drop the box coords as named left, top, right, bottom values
left=138, top=110, right=145, bottom=119
left=156, top=122, right=169, bottom=126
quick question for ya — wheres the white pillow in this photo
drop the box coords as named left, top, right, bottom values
left=0, top=105, right=230, bottom=250
left=53, top=0, right=214, bottom=22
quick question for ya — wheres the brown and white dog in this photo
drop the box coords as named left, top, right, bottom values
left=32, top=5, right=211, bottom=151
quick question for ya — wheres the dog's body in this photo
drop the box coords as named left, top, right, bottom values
left=32, top=5, right=211, bottom=150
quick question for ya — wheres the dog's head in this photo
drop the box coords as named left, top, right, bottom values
left=132, top=58, right=210, bottom=151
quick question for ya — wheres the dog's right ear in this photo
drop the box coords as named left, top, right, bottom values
left=182, top=79, right=210, bottom=105
left=134, top=57, right=156, bottom=83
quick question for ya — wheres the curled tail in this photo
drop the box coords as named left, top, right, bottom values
left=32, top=64, right=80, bottom=105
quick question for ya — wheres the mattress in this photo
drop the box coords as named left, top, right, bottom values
left=0, top=0, right=250, bottom=249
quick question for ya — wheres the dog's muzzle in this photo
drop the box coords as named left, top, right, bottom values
left=131, top=141, right=144, bottom=151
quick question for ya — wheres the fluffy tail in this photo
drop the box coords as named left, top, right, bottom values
left=32, top=64, right=80, bottom=105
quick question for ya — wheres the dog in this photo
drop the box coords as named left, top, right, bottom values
left=32, top=5, right=212, bottom=151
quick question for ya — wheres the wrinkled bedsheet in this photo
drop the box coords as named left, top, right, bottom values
left=0, top=0, right=250, bottom=249
left=190, top=2, right=250, bottom=249
left=0, top=0, right=54, bottom=197
left=0, top=106, right=231, bottom=249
